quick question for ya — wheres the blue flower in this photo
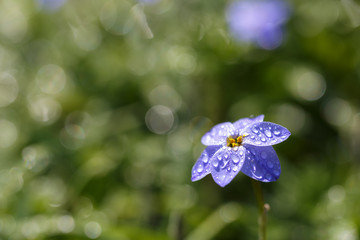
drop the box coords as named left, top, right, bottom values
left=226, top=0, right=290, bottom=49
left=37, top=0, right=66, bottom=11
left=191, top=115, right=290, bottom=187
left=138, top=0, right=159, bottom=5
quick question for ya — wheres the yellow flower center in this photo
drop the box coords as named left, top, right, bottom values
left=227, top=136, right=243, bottom=148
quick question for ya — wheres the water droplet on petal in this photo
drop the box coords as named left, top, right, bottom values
left=260, top=151, right=267, bottom=159
left=220, top=158, right=229, bottom=169
left=267, top=160, right=274, bottom=168
left=197, top=163, right=204, bottom=172
left=203, top=155, right=208, bottom=163
left=254, top=168, right=264, bottom=179
left=265, top=130, right=272, bottom=138
left=233, top=146, right=238, bottom=152
left=231, top=154, right=240, bottom=163
left=273, top=170, right=280, bottom=176
left=250, top=148, right=256, bottom=155
left=212, top=159, right=219, bottom=167
left=251, top=161, right=256, bottom=171
left=265, top=173, right=272, bottom=180
left=273, top=129, right=281, bottom=136
left=252, top=127, right=259, bottom=133
left=239, top=150, right=244, bottom=156
left=250, top=135, right=255, bottom=139
left=224, top=153, right=228, bottom=159
left=261, top=137, right=266, bottom=142
left=232, top=165, right=238, bottom=172
left=217, top=155, right=222, bottom=161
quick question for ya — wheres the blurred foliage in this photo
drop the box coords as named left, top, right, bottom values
left=0, top=0, right=360, bottom=239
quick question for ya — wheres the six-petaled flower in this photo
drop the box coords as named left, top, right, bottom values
left=191, top=115, right=290, bottom=187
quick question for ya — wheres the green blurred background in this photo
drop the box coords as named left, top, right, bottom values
left=0, top=0, right=360, bottom=239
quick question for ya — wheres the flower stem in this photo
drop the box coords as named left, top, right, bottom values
left=251, top=179, right=269, bottom=240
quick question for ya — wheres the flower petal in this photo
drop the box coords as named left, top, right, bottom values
left=233, top=115, right=264, bottom=129
left=242, top=122, right=290, bottom=146
left=191, top=145, right=222, bottom=182
left=210, top=146, right=246, bottom=187
left=241, top=145, right=281, bottom=182
left=201, top=122, right=236, bottom=146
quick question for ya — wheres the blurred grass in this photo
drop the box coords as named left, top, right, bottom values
left=0, top=0, right=360, bottom=239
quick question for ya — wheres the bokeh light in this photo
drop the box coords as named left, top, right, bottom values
left=0, top=73, right=18, bottom=107
left=324, top=98, right=353, bottom=126
left=0, top=1, right=28, bottom=42
left=57, top=215, right=75, bottom=233
left=0, top=119, right=18, bottom=148
left=145, top=105, right=175, bottom=134
left=287, top=67, right=327, bottom=101
left=28, top=96, right=62, bottom=124
left=36, top=64, right=67, bottom=95
left=84, top=221, right=102, bottom=239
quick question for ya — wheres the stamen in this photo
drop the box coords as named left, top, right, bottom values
left=226, top=135, right=245, bottom=148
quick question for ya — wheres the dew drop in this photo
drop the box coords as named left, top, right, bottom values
left=252, top=127, right=259, bottom=134
left=232, top=165, right=239, bottom=172
left=273, top=129, right=281, bottom=136
left=212, top=159, right=219, bottom=167
left=261, top=137, right=266, bottom=142
left=273, top=170, right=280, bottom=176
left=250, top=135, right=255, bottom=139
left=227, top=166, right=231, bottom=172
left=221, top=158, right=229, bottom=169
left=254, top=168, right=264, bottom=179
left=265, top=173, right=272, bottom=180
left=217, top=155, right=222, bottom=161
left=260, top=151, right=267, bottom=159
left=251, top=161, right=256, bottom=171
left=231, top=154, right=240, bottom=163
left=233, top=146, right=238, bottom=152
left=224, top=153, right=228, bottom=159
left=267, top=160, right=274, bottom=168
left=239, top=150, right=244, bottom=156
left=250, top=148, right=256, bottom=155
left=264, top=130, right=272, bottom=138
left=197, top=163, right=204, bottom=173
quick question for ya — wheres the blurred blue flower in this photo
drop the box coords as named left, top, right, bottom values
left=192, top=115, right=290, bottom=187
left=226, top=0, right=290, bottom=49
left=37, top=0, right=66, bottom=12
left=138, top=0, right=159, bottom=5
